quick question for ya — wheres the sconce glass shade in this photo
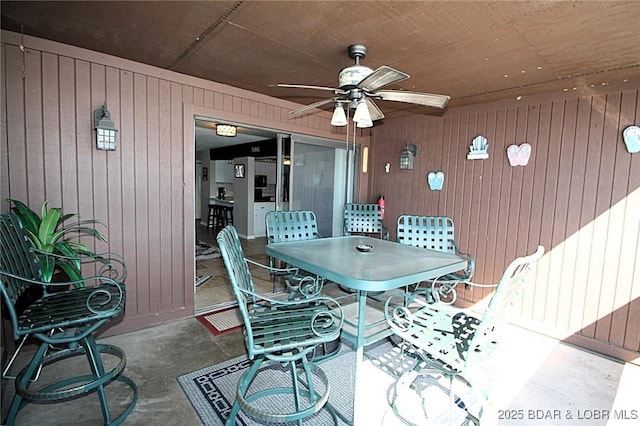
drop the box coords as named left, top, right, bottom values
left=93, top=103, right=117, bottom=151
left=399, top=146, right=416, bottom=170
left=216, top=124, right=237, bottom=137
left=330, top=103, right=348, bottom=126
left=353, top=100, right=372, bottom=127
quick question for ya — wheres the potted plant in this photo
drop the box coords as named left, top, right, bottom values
left=7, top=199, right=108, bottom=288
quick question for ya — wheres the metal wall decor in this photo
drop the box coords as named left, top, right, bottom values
left=467, top=135, right=489, bottom=160
left=623, top=125, right=640, bottom=153
left=428, top=171, right=445, bottom=190
left=507, top=143, right=532, bottom=166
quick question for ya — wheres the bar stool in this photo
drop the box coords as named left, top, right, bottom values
left=224, top=206, right=234, bottom=225
left=207, top=204, right=216, bottom=230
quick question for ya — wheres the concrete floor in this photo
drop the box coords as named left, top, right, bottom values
left=3, top=318, right=639, bottom=425
left=2, top=229, right=639, bottom=425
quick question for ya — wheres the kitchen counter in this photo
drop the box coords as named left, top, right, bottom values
left=209, top=198, right=234, bottom=208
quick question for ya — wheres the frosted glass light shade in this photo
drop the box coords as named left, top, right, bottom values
left=330, top=104, right=348, bottom=126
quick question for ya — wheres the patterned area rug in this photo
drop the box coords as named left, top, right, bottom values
left=196, top=307, right=242, bottom=336
left=196, top=240, right=221, bottom=262
left=177, top=339, right=476, bottom=425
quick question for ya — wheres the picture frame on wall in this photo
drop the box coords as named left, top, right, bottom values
left=234, top=164, right=245, bottom=178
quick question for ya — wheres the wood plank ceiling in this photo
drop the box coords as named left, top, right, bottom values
left=1, top=1, right=639, bottom=120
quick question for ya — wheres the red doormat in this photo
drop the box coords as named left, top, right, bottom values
left=196, top=307, right=243, bottom=336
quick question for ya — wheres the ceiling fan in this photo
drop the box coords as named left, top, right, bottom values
left=277, top=44, right=450, bottom=126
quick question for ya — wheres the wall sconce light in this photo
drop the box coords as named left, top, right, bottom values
left=93, top=103, right=118, bottom=151
left=399, top=144, right=417, bottom=170
left=216, top=124, right=237, bottom=137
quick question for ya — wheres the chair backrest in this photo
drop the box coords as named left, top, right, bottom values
left=0, top=213, right=44, bottom=326
left=216, top=225, right=260, bottom=354
left=343, top=203, right=384, bottom=238
left=397, top=215, right=456, bottom=253
left=265, top=210, right=320, bottom=244
left=467, top=246, right=545, bottom=361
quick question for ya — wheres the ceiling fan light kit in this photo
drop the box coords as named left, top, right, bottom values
left=330, top=103, right=348, bottom=126
left=278, top=44, right=450, bottom=127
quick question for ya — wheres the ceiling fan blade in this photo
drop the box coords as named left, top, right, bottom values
left=365, top=98, right=385, bottom=121
left=358, top=66, right=409, bottom=92
left=376, top=90, right=450, bottom=109
left=275, top=83, right=344, bottom=93
left=289, top=97, right=339, bottom=117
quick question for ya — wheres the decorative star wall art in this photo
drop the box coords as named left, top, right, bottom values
left=507, top=143, right=532, bottom=166
left=428, top=171, right=445, bottom=190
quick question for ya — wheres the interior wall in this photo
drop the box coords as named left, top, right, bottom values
left=0, top=30, right=366, bottom=334
left=369, top=83, right=640, bottom=361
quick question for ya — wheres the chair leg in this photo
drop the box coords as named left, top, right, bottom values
left=5, top=336, right=137, bottom=426
left=227, top=355, right=332, bottom=425
left=4, top=342, right=49, bottom=425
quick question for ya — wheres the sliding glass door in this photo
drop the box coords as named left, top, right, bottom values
left=289, top=134, right=356, bottom=237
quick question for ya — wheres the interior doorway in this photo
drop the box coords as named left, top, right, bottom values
left=192, top=118, right=357, bottom=314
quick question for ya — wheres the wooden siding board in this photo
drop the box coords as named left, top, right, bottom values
left=24, top=49, right=46, bottom=207
left=105, top=66, right=124, bottom=283
left=119, top=70, right=138, bottom=317
left=42, top=53, right=62, bottom=203
left=580, top=95, right=608, bottom=338
left=146, top=76, right=161, bottom=316
left=74, top=60, right=93, bottom=220
left=171, top=82, right=185, bottom=310
left=134, top=73, right=150, bottom=317
left=528, top=102, right=553, bottom=321
left=90, top=63, right=110, bottom=255
left=595, top=93, right=626, bottom=344
left=554, top=98, right=579, bottom=330
left=158, top=79, right=172, bottom=313
left=516, top=105, right=540, bottom=317
left=0, top=44, right=7, bottom=210
left=564, top=98, right=593, bottom=332
left=593, top=93, right=622, bottom=344
left=539, top=100, right=564, bottom=325
left=58, top=56, right=78, bottom=215
left=5, top=45, right=28, bottom=201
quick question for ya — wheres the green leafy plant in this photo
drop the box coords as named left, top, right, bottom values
left=8, top=199, right=108, bottom=287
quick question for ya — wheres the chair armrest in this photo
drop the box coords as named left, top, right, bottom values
left=240, top=287, right=344, bottom=337
left=0, top=269, right=125, bottom=316
left=384, top=292, right=486, bottom=333
left=246, top=257, right=323, bottom=297
left=451, top=241, right=475, bottom=279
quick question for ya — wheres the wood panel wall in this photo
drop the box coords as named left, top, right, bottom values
left=369, top=85, right=640, bottom=361
left=0, top=30, right=365, bottom=334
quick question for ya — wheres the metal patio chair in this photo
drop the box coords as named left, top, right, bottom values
left=396, top=215, right=475, bottom=304
left=0, top=212, right=137, bottom=425
left=216, top=225, right=344, bottom=425
left=384, top=245, right=544, bottom=425
left=343, top=203, right=389, bottom=240
left=265, top=210, right=325, bottom=298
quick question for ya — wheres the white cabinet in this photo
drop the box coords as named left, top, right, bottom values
left=253, top=202, right=274, bottom=237
left=214, top=160, right=234, bottom=183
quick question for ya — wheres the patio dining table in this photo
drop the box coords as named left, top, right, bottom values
left=265, top=235, right=467, bottom=423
